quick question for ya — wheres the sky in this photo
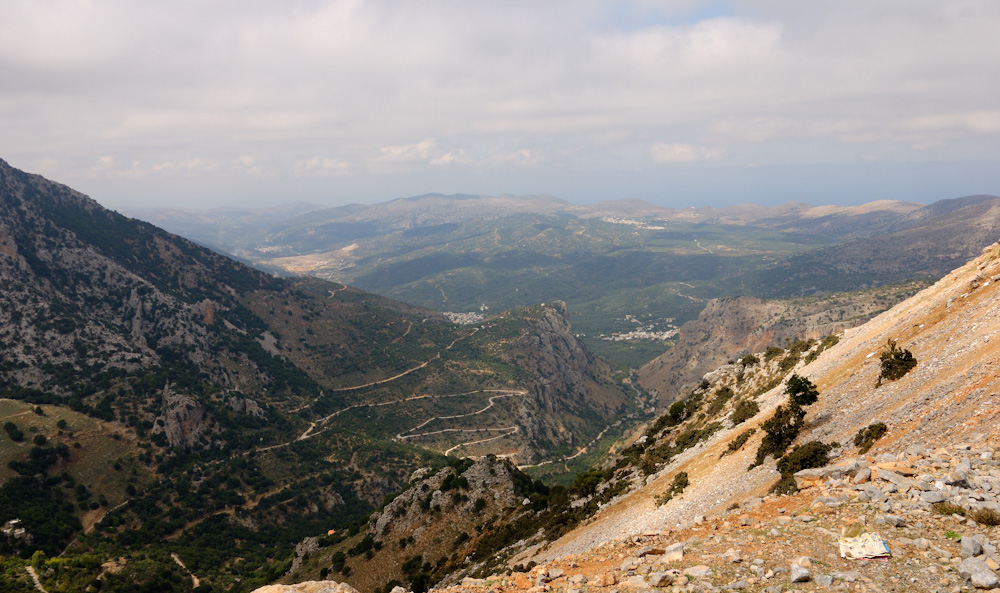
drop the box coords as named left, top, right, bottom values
left=2, top=0, right=999, bottom=210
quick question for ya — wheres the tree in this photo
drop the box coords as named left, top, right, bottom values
left=785, top=374, right=818, bottom=406
left=878, top=338, right=916, bottom=385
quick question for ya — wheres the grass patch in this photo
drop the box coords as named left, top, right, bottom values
left=969, top=508, right=1000, bottom=526
left=931, top=502, right=967, bottom=516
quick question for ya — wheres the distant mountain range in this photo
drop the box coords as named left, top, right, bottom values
left=128, top=191, right=1000, bottom=368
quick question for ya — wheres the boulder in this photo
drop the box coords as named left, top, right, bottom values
left=959, top=557, right=1000, bottom=589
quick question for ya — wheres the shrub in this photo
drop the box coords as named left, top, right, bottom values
left=764, top=346, right=784, bottom=361
left=655, top=472, right=689, bottom=506
left=853, top=422, right=887, bottom=454
left=773, top=441, right=834, bottom=495
left=739, top=354, right=760, bottom=368
left=932, top=502, right=966, bottom=516
left=731, top=399, right=760, bottom=425
left=785, top=374, right=818, bottom=406
left=877, top=338, right=916, bottom=385
left=751, top=403, right=806, bottom=468
left=707, top=386, right=734, bottom=416
left=723, top=428, right=756, bottom=457
left=969, top=508, right=1000, bottom=526
left=804, top=334, right=839, bottom=364
left=4, top=421, right=25, bottom=442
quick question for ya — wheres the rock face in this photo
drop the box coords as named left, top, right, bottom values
left=155, top=385, right=208, bottom=450
left=638, top=289, right=919, bottom=405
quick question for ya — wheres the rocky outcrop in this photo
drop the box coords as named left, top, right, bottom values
left=638, top=285, right=921, bottom=406
left=155, top=385, right=208, bottom=450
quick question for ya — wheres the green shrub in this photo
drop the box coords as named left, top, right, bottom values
left=853, top=422, right=887, bottom=454
left=877, top=338, right=917, bottom=385
left=739, top=354, right=760, bottom=367
left=731, top=399, right=760, bottom=425
left=723, top=428, right=756, bottom=457
left=772, top=441, right=834, bottom=495
left=764, top=346, right=784, bottom=361
left=655, top=472, right=689, bottom=506
left=785, top=374, right=818, bottom=406
left=707, top=386, right=734, bottom=416
left=751, top=403, right=806, bottom=468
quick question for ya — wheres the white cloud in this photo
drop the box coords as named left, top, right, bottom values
left=376, top=139, right=438, bottom=163
left=294, top=157, right=352, bottom=176
left=0, top=1, right=998, bottom=206
left=650, top=143, right=726, bottom=164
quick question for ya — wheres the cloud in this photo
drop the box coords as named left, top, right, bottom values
left=650, top=143, right=726, bottom=163
left=0, top=1, right=998, bottom=207
left=376, top=139, right=438, bottom=163
left=294, top=157, right=352, bottom=177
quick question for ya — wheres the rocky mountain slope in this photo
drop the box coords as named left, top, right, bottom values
left=270, top=239, right=1000, bottom=593
left=637, top=282, right=927, bottom=406
left=0, top=159, right=632, bottom=592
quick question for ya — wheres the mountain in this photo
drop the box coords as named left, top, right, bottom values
left=746, top=194, right=1000, bottom=297
left=127, top=193, right=995, bottom=369
left=0, top=159, right=632, bottom=591
left=272, top=237, right=1000, bottom=593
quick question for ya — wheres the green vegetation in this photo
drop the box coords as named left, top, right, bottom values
left=785, top=374, right=819, bottom=406
left=750, top=374, right=822, bottom=469
left=772, top=441, right=835, bottom=495
left=877, top=338, right=917, bottom=385
left=853, top=422, right=887, bottom=454
left=655, top=472, right=689, bottom=506
left=730, top=399, right=760, bottom=425
left=723, top=428, right=756, bottom=456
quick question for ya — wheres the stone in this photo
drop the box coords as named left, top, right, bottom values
left=461, top=578, right=486, bottom=587
left=684, top=565, right=712, bottom=578
left=390, top=587, right=410, bottom=593
left=853, top=467, right=872, bottom=484
left=876, top=514, right=906, bottom=527
left=727, top=579, right=749, bottom=590
left=815, top=574, right=834, bottom=587
left=660, top=542, right=685, bottom=562
left=646, top=572, right=674, bottom=587
left=794, top=556, right=812, bottom=568
left=623, top=575, right=649, bottom=589
left=593, top=573, right=617, bottom=587
left=958, top=557, right=1000, bottom=589
left=637, top=546, right=665, bottom=557
left=789, top=563, right=810, bottom=583
left=567, top=574, right=587, bottom=585
left=921, top=491, right=948, bottom=503
left=962, top=536, right=984, bottom=558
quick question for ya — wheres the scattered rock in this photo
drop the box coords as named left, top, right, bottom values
left=789, top=563, right=810, bottom=583
left=959, top=557, right=1000, bottom=589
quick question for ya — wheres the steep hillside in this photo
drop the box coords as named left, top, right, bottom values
left=532, top=238, right=1000, bottom=569
left=0, top=160, right=632, bottom=592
